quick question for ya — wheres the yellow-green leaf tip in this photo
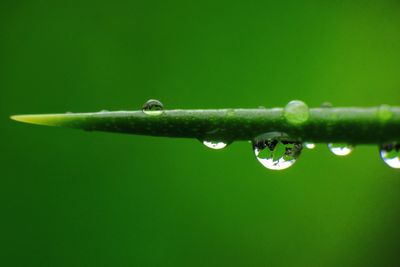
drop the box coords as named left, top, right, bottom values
left=10, top=114, right=61, bottom=126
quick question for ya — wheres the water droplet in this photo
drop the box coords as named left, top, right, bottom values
left=328, top=143, right=353, bottom=156
left=304, top=142, right=316, bottom=149
left=320, top=102, right=333, bottom=108
left=284, top=100, right=309, bottom=125
left=226, top=109, right=235, bottom=117
left=378, top=105, right=392, bottom=122
left=142, top=99, right=164, bottom=116
left=202, top=141, right=229, bottom=150
left=380, top=142, right=400, bottom=169
left=99, top=109, right=109, bottom=113
left=252, top=132, right=302, bottom=170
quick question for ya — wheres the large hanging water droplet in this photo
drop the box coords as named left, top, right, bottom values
left=252, top=132, right=302, bottom=170
left=328, top=143, right=353, bottom=156
left=142, top=99, right=164, bottom=116
left=304, top=142, right=316, bottom=149
left=202, top=140, right=229, bottom=150
left=380, top=142, right=400, bottom=169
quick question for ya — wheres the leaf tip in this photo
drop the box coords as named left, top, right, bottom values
left=10, top=114, right=57, bottom=126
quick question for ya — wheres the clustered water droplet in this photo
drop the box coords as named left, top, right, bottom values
left=252, top=132, right=302, bottom=170
left=380, top=142, right=400, bottom=169
left=202, top=141, right=229, bottom=150
left=328, top=143, right=353, bottom=156
left=139, top=99, right=398, bottom=171
left=202, top=138, right=400, bottom=170
left=142, top=99, right=164, bottom=116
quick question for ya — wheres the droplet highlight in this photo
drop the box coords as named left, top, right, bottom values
left=328, top=143, right=353, bottom=156
left=202, top=141, right=229, bottom=150
left=380, top=142, right=400, bottom=169
left=252, top=132, right=302, bottom=170
left=304, top=142, right=316, bottom=149
left=142, top=99, right=164, bottom=116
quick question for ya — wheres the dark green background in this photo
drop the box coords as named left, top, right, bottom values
left=1, top=1, right=400, bottom=266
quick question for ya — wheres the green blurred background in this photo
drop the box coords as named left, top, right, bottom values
left=1, top=1, right=400, bottom=266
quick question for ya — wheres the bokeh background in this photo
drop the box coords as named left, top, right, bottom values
left=1, top=1, right=400, bottom=266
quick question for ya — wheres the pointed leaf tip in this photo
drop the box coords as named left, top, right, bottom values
left=10, top=114, right=61, bottom=126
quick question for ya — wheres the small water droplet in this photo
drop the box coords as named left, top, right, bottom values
left=252, top=132, right=302, bottom=170
left=380, top=142, right=400, bottom=169
left=142, top=99, right=164, bottom=116
left=66, top=111, right=73, bottom=114
left=328, top=143, right=353, bottom=156
left=284, top=100, right=309, bottom=125
left=304, top=142, right=316, bottom=149
left=378, top=105, right=392, bottom=122
left=226, top=109, right=235, bottom=117
left=99, top=109, right=109, bottom=113
left=202, top=140, right=229, bottom=150
left=320, top=102, right=333, bottom=108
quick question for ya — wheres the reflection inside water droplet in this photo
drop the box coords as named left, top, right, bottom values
left=202, top=140, right=229, bottom=150
left=142, top=99, right=164, bottom=115
left=380, top=142, right=400, bottom=169
left=328, top=143, right=353, bottom=156
left=304, top=142, right=316, bottom=149
left=252, top=132, right=302, bottom=170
